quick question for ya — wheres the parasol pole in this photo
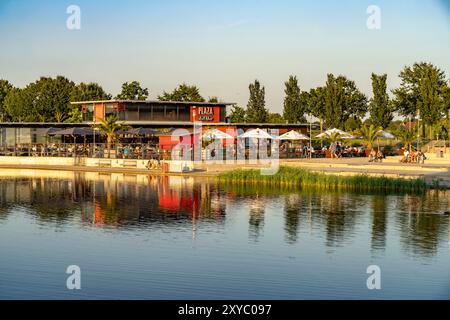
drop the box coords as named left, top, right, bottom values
left=93, top=117, right=96, bottom=158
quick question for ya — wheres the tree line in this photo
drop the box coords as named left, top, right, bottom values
left=0, top=61, right=449, bottom=139
left=230, top=62, right=450, bottom=140
left=0, top=79, right=216, bottom=123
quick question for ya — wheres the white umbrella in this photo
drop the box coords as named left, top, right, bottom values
left=239, top=128, right=274, bottom=139
left=202, top=129, right=233, bottom=140
left=316, top=128, right=354, bottom=139
left=238, top=128, right=275, bottom=160
left=278, top=130, right=309, bottom=140
left=379, top=130, right=395, bottom=139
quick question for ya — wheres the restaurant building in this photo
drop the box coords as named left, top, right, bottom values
left=0, top=100, right=313, bottom=148
left=73, top=100, right=230, bottom=124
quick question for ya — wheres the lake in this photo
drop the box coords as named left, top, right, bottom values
left=0, top=169, right=449, bottom=299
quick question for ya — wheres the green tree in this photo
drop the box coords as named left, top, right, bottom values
left=356, top=124, right=383, bottom=150
left=432, top=119, right=449, bottom=140
left=370, top=73, right=392, bottom=128
left=158, top=84, right=205, bottom=102
left=229, top=105, right=247, bottom=123
left=3, top=88, right=32, bottom=122
left=96, top=114, right=126, bottom=156
left=283, top=75, right=307, bottom=123
left=32, top=76, right=75, bottom=122
left=31, top=76, right=75, bottom=122
left=4, top=76, right=75, bottom=122
left=65, top=107, right=83, bottom=123
left=395, top=125, right=415, bottom=150
left=392, top=62, right=447, bottom=138
left=246, top=80, right=268, bottom=123
left=308, top=87, right=325, bottom=120
left=116, top=81, right=149, bottom=100
left=71, top=82, right=111, bottom=102
left=307, top=87, right=326, bottom=133
left=268, top=113, right=285, bottom=124
left=0, top=80, right=13, bottom=121
left=345, top=117, right=362, bottom=132
left=322, top=74, right=368, bottom=129
left=444, top=83, right=450, bottom=117
left=208, top=96, right=219, bottom=103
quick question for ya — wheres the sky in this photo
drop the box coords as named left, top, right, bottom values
left=0, top=0, right=449, bottom=113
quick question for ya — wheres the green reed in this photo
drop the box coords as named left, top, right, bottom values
left=217, top=166, right=432, bottom=193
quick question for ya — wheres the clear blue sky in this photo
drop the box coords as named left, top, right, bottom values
left=0, top=0, right=449, bottom=113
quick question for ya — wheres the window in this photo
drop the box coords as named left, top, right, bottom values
left=178, top=106, right=190, bottom=121
left=82, top=104, right=94, bottom=122
left=152, top=106, right=165, bottom=121
left=138, top=104, right=152, bottom=121
left=125, top=105, right=139, bottom=121
left=105, top=104, right=117, bottom=118
left=165, top=106, right=177, bottom=121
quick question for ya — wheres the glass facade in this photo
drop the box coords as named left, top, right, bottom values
left=80, top=102, right=227, bottom=122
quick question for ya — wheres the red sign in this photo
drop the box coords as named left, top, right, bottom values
left=191, top=106, right=220, bottom=122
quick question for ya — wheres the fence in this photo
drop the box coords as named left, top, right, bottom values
left=0, top=142, right=370, bottom=161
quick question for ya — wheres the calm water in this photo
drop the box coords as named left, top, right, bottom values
left=0, top=169, right=449, bottom=300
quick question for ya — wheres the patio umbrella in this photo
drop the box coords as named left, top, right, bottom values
left=278, top=130, right=311, bottom=158
left=376, top=130, right=395, bottom=150
left=238, top=128, right=275, bottom=139
left=48, top=128, right=100, bottom=136
left=44, top=127, right=60, bottom=135
left=48, top=127, right=101, bottom=144
left=379, top=130, right=395, bottom=139
left=316, top=128, right=354, bottom=139
left=120, top=127, right=158, bottom=136
left=202, top=129, right=233, bottom=140
left=238, top=128, right=275, bottom=160
left=278, top=130, right=309, bottom=140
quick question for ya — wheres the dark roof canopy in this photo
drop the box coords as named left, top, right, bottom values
left=48, top=127, right=101, bottom=136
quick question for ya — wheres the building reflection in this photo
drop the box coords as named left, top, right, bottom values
left=0, top=171, right=448, bottom=258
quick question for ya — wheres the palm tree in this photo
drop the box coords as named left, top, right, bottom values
left=395, top=126, right=415, bottom=151
left=356, top=124, right=382, bottom=150
left=328, top=132, right=344, bottom=143
left=96, top=115, right=126, bottom=157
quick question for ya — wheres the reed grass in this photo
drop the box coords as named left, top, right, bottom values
left=217, top=166, right=431, bottom=193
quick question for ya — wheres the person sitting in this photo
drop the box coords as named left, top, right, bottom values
left=401, top=149, right=410, bottom=163
left=330, top=142, right=336, bottom=158
left=416, top=150, right=426, bottom=164
left=146, top=157, right=161, bottom=170
left=123, top=146, right=129, bottom=159
left=409, top=150, right=416, bottom=163
left=335, top=142, right=342, bottom=158
left=369, top=149, right=377, bottom=162
left=376, top=149, right=384, bottom=162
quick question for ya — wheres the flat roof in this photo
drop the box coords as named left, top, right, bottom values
left=0, top=122, right=314, bottom=128
left=71, top=99, right=235, bottom=106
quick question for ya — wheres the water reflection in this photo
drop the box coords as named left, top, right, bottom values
left=371, top=195, right=388, bottom=253
left=0, top=170, right=449, bottom=259
left=394, top=191, right=450, bottom=258
left=284, top=194, right=302, bottom=244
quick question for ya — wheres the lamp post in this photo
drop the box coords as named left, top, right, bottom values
left=417, top=109, right=420, bottom=151
left=447, top=109, right=450, bottom=156
left=309, top=115, right=313, bottom=159
left=93, top=115, right=96, bottom=158
left=192, top=106, right=197, bottom=162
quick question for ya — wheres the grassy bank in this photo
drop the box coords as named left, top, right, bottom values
left=217, top=166, right=431, bottom=192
